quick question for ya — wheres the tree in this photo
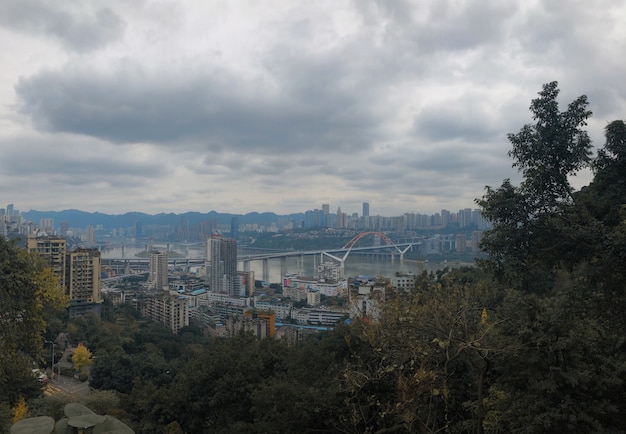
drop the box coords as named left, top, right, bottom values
left=336, top=268, right=503, bottom=433
left=0, top=237, right=68, bottom=407
left=12, top=397, right=30, bottom=424
left=507, top=81, right=592, bottom=210
left=477, top=81, right=626, bottom=431
left=478, top=82, right=593, bottom=291
left=72, top=343, right=92, bottom=372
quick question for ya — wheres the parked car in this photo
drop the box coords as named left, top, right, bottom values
left=31, top=368, right=48, bottom=384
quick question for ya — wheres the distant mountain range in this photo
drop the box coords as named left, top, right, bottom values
left=23, top=209, right=305, bottom=229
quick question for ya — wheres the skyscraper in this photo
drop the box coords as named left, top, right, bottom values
left=336, top=207, right=345, bottom=228
left=230, top=217, right=239, bottom=240
left=149, top=250, right=169, bottom=290
left=208, top=236, right=238, bottom=295
left=322, top=204, right=330, bottom=227
left=362, top=202, right=369, bottom=217
left=134, top=221, right=143, bottom=239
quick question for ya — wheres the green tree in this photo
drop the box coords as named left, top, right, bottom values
left=478, top=82, right=593, bottom=291
left=477, top=82, right=626, bottom=431
left=508, top=81, right=592, bottom=208
left=0, top=237, right=68, bottom=407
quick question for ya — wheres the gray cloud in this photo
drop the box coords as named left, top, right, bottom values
left=0, top=0, right=125, bottom=52
left=15, top=59, right=381, bottom=155
left=0, top=134, right=167, bottom=183
left=2, top=0, right=625, bottom=216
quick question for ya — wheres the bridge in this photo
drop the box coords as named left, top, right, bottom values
left=101, top=232, right=421, bottom=282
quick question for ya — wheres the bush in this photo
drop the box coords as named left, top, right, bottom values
left=78, top=372, right=89, bottom=382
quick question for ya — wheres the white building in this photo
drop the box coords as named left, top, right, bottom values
left=392, top=272, right=416, bottom=290
left=306, top=290, right=321, bottom=307
left=254, top=300, right=292, bottom=320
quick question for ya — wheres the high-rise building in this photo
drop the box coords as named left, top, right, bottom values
left=66, top=248, right=102, bottom=318
left=441, top=209, right=451, bottom=227
left=455, top=234, right=467, bottom=253
left=458, top=208, right=473, bottom=228
left=134, top=221, right=143, bottom=239
left=39, top=218, right=54, bottom=234
left=84, top=224, right=95, bottom=243
left=230, top=217, right=239, bottom=240
left=237, top=270, right=255, bottom=297
left=336, top=207, right=345, bottom=228
left=322, top=204, right=330, bottom=227
left=362, top=202, right=369, bottom=217
left=149, top=250, right=169, bottom=290
left=208, top=236, right=238, bottom=295
left=27, top=235, right=67, bottom=287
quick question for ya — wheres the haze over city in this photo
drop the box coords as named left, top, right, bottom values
left=1, top=1, right=625, bottom=216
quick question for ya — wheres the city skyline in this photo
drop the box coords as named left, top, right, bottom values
left=1, top=1, right=625, bottom=216
left=4, top=200, right=484, bottom=222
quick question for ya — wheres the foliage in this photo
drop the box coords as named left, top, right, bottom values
left=72, top=343, right=93, bottom=372
left=12, top=397, right=29, bottom=424
left=477, top=81, right=593, bottom=291
left=336, top=268, right=502, bottom=433
left=477, top=81, right=626, bottom=431
left=507, top=81, right=592, bottom=209
left=0, top=237, right=68, bottom=408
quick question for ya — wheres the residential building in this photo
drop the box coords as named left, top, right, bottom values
left=140, top=291, right=189, bottom=334
left=207, top=235, right=238, bottom=295
left=306, top=289, right=321, bottom=306
left=148, top=250, right=169, bottom=290
left=237, top=270, right=255, bottom=297
left=254, top=300, right=292, bottom=320
left=65, top=248, right=102, bottom=318
left=26, top=235, right=67, bottom=287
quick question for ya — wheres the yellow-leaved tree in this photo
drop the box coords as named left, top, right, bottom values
left=12, top=397, right=29, bottom=424
left=72, top=343, right=93, bottom=372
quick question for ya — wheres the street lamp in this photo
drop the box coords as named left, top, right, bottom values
left=44, top=340, right=56, bottom=382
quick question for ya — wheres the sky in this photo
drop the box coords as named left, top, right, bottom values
left=1, top=0, right=625, bottom=217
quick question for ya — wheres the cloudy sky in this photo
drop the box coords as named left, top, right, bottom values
left=1, top=0, right=624, bottom=217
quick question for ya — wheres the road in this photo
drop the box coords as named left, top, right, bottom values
left=44, top=344, right=90, bottom=398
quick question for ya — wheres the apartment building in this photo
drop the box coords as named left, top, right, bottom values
left=140, top=291, right=189, bottom=334
left=66, top=248, right=102, bottom=318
